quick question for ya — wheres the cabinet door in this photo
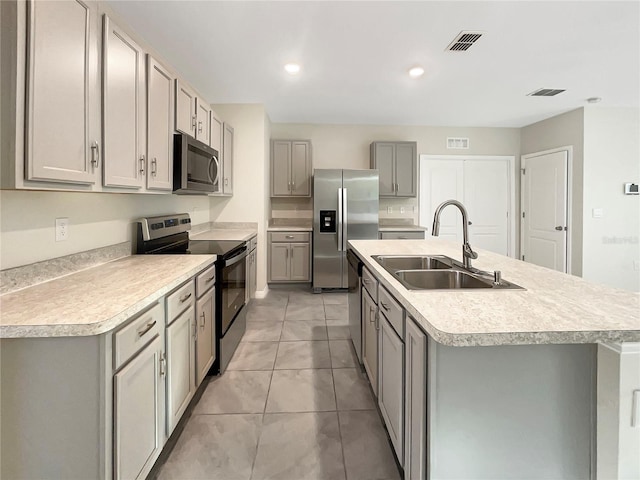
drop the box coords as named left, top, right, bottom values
left=222, top=123, right=234, bottom=194
left=26, top=0, right=99, bottom=184
left=269, top=242, right=290, bottom=281
left=166, top=306, right=195, bottom=435
left=362, top=290, right=378, bottom=396
left=175, top=80, right=196, bottom=137
left=291, top=141, right=311, bottom=196
left=196, top=100, right=211, bottom=145
left=195, top=292, right=215, bottom=387
left=146, top=55, right=174, bottom=191
left=114, top=335, right=164, bottom=480
left=405, top=317, right=427, bottom=480
left=271, top=140, right=291, bottom=196
left=378, top=313, right=404, bottom=461
left=102, top=16, right=145, bottom=189
left=250, top=250, right=258, bottom=298
left=290, top=243, right=310, bottom=281
left=210, top=110, right=223, bottom=153
left=372, top=143, right=395, bottom=197
left=395, top=143, right=417, bottom=197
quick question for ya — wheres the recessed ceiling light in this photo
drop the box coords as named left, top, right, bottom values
left=587, top=97, right=602, bottom=104
left=284, top=63, right=301, bottom=75
left=408, top=66, right=425, bottom=78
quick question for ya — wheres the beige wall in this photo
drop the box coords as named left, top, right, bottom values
left=520, top=108, right=585, bottom=276
left=582, top=107, right=639, bottom=291
left=270, top=123, right=521, bottom=225
left=209, top=104, right=270, bottom=294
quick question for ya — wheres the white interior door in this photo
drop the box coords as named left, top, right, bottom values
left=521, top=151, right=568, bottom=272
left=465, top=160, right=509, bottom=255
left=419, top=159, right=464, bottom=243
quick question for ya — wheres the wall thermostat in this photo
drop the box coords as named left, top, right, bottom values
left=624, top=183, right=639, bottom=195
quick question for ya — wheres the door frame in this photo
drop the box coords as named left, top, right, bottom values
left=419, top=154, right=517, bottom=258
left=520, top=146, right=573, bottom=274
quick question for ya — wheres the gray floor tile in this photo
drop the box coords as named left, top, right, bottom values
left=274, top=341, right=332, bottom=369
left=280, top=321, right=328, bottom=341
left=288, top=291, right=325, bottom=306
left=247, top=305, right=287, bottom=322
left=329, top=340, right=358, bottom=368
left=157, top=414, right=262, bottom=480
left=339, top=410, right=401, bottom=480
left=194, top=371, right=272, bottom=414
left=324, top=304, right=349, bottom=320
left=243, top=321, right=283, bottom=342
left=322, top=293, right=348, bottom=305
left=265, top=369, right=336, bottom=413
left=333, top=368, right=375, bottom=411
left=252, top=412, right=346, bottom=480
left=285, top=303, right=326, bottom=321
left=253, top=290, right=289, bottom=307
left=227, top=342, right=279, bottom=371
left=326, top=320, right=351, bottom=340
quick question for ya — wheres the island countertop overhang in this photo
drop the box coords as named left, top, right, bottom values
left=349, top=238, right=640, bottom=347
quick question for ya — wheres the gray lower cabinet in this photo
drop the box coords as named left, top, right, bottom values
left=195, top=292, right=215, bottom=387
left=371, top=142, right=417, bottom=198
left=268, top=232, right=311, bottom=283
left=246, top=237, right=258, bottom=301
left=404, top=316, right=427, bottom=480
left=379, top=230, right=426, bottom=240
left=271, top=140, right=312, bottom=197
left=362, top=288, right=379, bottom=397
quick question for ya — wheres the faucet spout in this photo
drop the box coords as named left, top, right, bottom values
left=431, top=199, right=478, bottom=269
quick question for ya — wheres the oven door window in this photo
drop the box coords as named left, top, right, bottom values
left=221, top=256, right=246, bottom=335
left=187, top=145, right=219, bottom=188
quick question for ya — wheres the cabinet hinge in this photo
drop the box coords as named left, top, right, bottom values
left=522, top=255, right=525, bottom=261
left=522, top=212, right=525, bottom=218
left=521, top=168, right=526, bottom=175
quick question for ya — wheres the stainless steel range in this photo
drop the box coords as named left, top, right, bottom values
left=136, top=213, right=247, bottom=373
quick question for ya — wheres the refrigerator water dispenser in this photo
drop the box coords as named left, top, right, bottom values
left=319, top=210, right=337, bottom=233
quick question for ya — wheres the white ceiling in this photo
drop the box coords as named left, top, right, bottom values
left=107, top=1, right=640, bottom=128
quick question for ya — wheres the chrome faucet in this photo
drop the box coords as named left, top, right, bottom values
left=432, top=199, right=478, bottom=269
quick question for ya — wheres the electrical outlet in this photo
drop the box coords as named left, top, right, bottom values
left=55, top=218, right=69, bottom=242
left=387, top=206, right=392, bottom=214
left=400, top=207, right=405, bottom=214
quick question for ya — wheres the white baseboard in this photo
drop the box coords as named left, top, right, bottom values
left=254, top=286, right=268, bottom=299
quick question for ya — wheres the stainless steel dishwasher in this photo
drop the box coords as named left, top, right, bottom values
left=347, top=249, right=364, bottom=363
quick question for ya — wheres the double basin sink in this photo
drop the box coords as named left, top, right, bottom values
left=372, top=255, right=523, bottom=291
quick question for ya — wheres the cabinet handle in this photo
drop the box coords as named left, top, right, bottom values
left=285, top=235, right=294, bottom=239
left=200, top=311, right=206, bottom=328
left=137, top=320, right=156, bottom=338
left=198, top=121, right=203, bottom=134
left=288, top=181, right=291, bottom=191
left=292, top=181, right=295, bottom=190
left=192, top=115, right=197, bottom=130
left=193, top=320, right=197, bottom=340
left=159, top=352, right=166, bottom=377
left=285, top=248, right=288, bottom=259
left=375, top=311, right=380, bottom=331
left=380, top=301, right=390, bottom=311
left=179, top=292, right=192, bottom=303
left=139, top=155, right=145, bottom=175
left=369, top=306, right=375, bottom=323
left=205, top=276, right=215, bottom=283
left=151, top=157, right=157, bottom=176
left=91, top=141, right=100, bottom=168
left=225, top=178, right=229, bottom=186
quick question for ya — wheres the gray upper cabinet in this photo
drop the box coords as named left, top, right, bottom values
left=196, top=100, right=211, bottom=146
left=222, top=123, right=234, bottom=195
left=271, top=140, right=312, bottom=197
left=175, top=80, right=197, bottom=138
left=25, top=0, right=100, bottom=185
left=102, top=16, right=145, bottom=189
left=371, top=141, right=417, bottom=197
left=210, top=110, right=223, bottom=154
left=146, top=56, right=174, bottom=191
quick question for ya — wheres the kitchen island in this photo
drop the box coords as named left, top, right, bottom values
left=349, top=238, right=639, bottom=480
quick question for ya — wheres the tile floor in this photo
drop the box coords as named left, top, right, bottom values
left=156, top=287, right=401, bottom=480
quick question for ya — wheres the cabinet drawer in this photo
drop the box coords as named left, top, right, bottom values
left=196, top=265, right=216, bottom=298
left=249, top=235, right=257, bottom=251
left=167, top=281, right=195, bottom=323
left=270, top=232, right=310, bottom=243
left=379, top=231, right=425, bottom=240
left=362, top=267, right=378, bottom=303
left=378, top=286, right=404, bottom=338
left=114, top=302, right=164, bottom=370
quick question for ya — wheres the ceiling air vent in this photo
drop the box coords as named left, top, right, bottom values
left=446, top=31, right=483, bottom=51
left=527, top=88, right=566, bottom=97
left=447, top=137, right=469, bottom=149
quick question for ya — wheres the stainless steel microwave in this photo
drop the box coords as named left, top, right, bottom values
left=173, top=133, right=221, bottom=194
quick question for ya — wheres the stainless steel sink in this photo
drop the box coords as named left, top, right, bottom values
left=395, top=269, right=493, bottom=290
left=373, top=255, right=453, bottom=271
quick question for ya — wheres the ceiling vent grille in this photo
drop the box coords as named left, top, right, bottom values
left=527, top=88, right=566, bottom=97
left=447, top=137, right=470, bottom=149
left=446, top=31, right=483, bottom=52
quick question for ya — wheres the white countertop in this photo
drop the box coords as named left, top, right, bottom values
left=191, top=229, right=257, bottom=242
left=267, top=225, right=313, bottom=232
left=378, top=225, right=427, bottom=232
left=349, top=238, right=640, bottom=346
left=0, top=255, right=216, bottom=338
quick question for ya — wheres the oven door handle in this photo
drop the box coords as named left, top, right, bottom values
left=223, top=246, right=248, bottom=267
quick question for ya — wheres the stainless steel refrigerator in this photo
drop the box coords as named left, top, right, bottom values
left=313, top=169, right=379, bottom=290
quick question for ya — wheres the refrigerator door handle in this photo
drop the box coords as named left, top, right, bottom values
left=337, top=187, right=343, bottom=252
left=343, top=188, right=348, bottom=251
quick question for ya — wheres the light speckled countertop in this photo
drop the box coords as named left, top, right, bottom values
left=378, top=225, right=427, bottom=232
left=0, top=255, right=216, bottom=338
left=267, top=225, right=313, bottom=232
left=191, top=229, right=257, bottom=242
left=349, top=238, right=640, bottom=346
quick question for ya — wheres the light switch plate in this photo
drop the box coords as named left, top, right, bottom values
left=592, top=208, right=604, bottom=218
